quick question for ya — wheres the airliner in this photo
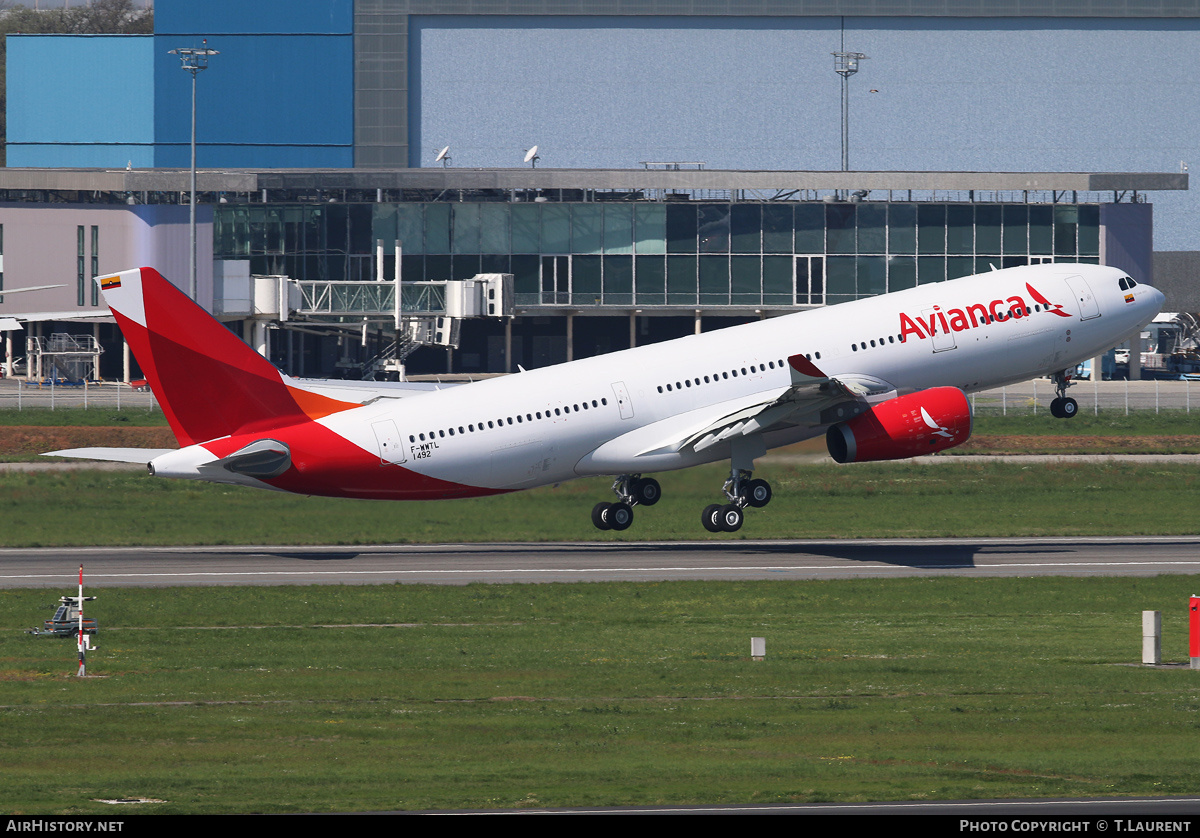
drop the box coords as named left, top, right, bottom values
left=49, top=262, right=1163, bottom=533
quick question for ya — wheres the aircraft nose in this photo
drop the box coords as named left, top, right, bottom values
left=1148, top=283, right=1166, bottom=312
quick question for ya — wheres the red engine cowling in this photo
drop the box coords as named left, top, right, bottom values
left=826, top=387, right=972, bottom=464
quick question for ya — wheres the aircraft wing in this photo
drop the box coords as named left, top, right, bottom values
left=634, top=354, right=897, bottom=459
left=285, top=376, right=464, bottom=406
left=679, top=374, right=897, bottom=454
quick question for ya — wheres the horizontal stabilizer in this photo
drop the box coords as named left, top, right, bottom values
left=43, top=447, right=174, bottom=464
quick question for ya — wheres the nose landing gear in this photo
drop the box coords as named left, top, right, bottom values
left=1049, top=369, right=1079, bottom=419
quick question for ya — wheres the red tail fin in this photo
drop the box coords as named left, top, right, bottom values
left=98, top=267, right=355, bottom=446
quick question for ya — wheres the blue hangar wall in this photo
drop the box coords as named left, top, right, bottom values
left=409, top=14, right=1200, bottom=252
left=7, top=35, right=156, bottom=167
left=6, top=0, right=355, bottom=169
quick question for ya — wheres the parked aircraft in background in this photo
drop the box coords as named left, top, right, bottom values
left=48, top=263, right=1163, bottom=533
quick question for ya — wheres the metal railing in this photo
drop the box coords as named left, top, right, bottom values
left=294, top=280, right=448, bottom=316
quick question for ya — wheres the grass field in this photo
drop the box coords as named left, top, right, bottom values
left=1, top=458, right=1199, bottom=546
left=4, top=409, right=1200, bottom=812
left=2, top=577, right=1198, bottom=813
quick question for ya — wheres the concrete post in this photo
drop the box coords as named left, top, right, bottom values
left=504, top=318, right=513, bottom=373
left=1143, top=610, right=1161, bottom=665
left=566, top=312, right=574, bottom=362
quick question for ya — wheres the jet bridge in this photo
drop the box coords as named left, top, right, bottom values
left=214, top=262, right=513, bottom=379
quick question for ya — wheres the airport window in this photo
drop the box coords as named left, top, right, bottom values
left=90, top=226, right=99, bottom=306
left=76, top=226, right=85, bottom=306
left=210, top=195, right=1104, bottom=370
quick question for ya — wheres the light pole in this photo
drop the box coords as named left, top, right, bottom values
left=169, top=41, right=218, bottom=302
left=832, top=51, right=867, bottom=172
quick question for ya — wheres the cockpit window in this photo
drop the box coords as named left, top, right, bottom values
left=1118, top=276, right=1139, bottom=290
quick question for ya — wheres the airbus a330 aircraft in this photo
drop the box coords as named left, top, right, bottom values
left=49, top=262, right=1163, bottom=533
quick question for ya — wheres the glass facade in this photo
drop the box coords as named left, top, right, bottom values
left=214, top=200, right=1104, bottom=310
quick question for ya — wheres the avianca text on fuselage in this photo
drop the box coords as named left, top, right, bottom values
left=898, top=282, right=1072, bottom=342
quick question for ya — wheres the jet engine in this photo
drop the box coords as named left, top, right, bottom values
left=826, top=386, right=972, bottom=463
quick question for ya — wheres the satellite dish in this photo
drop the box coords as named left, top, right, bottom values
left=435, top=146, right=451, bottom=167
left=523, top=146, right=540, bottom=168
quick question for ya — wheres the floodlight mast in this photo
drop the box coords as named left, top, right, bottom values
left=833, top=51, right=867, bottom=172
left=169, top=42, right=219, bottom=302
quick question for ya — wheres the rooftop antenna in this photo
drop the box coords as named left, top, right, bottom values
left=523, top=146, right=540, bottom=168
left=435, top=146, right=451, bottom=168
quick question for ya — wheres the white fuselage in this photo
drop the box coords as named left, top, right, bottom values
left=300, top=262, right=1160, bottom=494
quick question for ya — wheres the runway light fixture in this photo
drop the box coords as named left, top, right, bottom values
left=169, top=41, right=219, bottom=302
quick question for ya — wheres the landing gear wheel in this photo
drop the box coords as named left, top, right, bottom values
left=1050, top=397, right=1078, bottom=419
left=630, top=477, right=661, bottom=506
left=592, top=502, right=613, bottom=531
left=607, top=502, right=634, bottom=531
left=702, top=504, right=724, bottom=533
left=1050, top=371, right=1078, bottom=420
left=718, top=504, right=744, bottom=533
left=743, top=478, right=772, bottom=509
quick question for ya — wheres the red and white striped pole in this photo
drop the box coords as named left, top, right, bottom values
left=76, top=564, right=86, bottom=677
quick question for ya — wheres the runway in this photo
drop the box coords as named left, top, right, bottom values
left=3, top=536, right=1200, bottom=588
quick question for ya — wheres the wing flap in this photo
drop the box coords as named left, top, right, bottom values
left=671, top=370, right=898, bottom=457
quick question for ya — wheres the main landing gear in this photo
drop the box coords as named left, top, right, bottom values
left=701, top=468, right=772, bottom=533
left=591, top=474, right=661, bottom=531
left=1049, top=369, right=1079, bottom=419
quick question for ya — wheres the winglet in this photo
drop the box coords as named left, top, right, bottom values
left=787, top=353, right=826, bottom=382
left=97, top=267, right=357, bottom=446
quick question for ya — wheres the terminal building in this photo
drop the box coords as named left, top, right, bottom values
left=0, top=1, right=1194, bottom=379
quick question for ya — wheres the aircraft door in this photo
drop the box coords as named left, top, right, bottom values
left=922, top=308, right=957, bottom=353
left=611, top=381, right=634, bottom=419
left=372, top=420, right=407, bottom=465
left=1064, top=275, right=1101, bottom=321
